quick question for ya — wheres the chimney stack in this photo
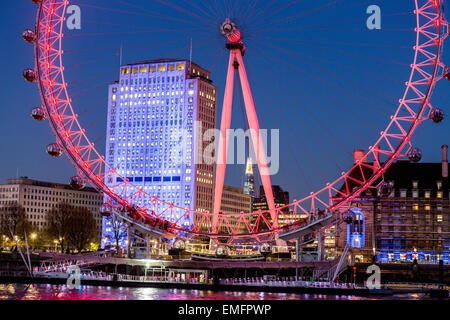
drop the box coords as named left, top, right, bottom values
left=354, top=149, right=366, bottom=164
left=442, top=145, right=448, bottom=178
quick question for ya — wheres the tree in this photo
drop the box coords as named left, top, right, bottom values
left=104, top=214, right=127, bottom=255
left=0, top=204, right=31, bottom=251
left=46, top=203, right=98, bottom=253
left=45, top=203, right=74, bottom=253
left=66, top=206, right=97, bottom=253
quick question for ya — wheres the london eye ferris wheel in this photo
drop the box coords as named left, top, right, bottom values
left=22, top=0, right=449, bottom=245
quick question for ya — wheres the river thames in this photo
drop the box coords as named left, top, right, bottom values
left=0, top=283, right=441, bottom=300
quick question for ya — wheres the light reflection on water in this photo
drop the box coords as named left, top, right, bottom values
left=0, top=283, right=437, bottom=300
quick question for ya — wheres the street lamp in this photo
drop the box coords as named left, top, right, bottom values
left=29, top=233, right=37, bottom=250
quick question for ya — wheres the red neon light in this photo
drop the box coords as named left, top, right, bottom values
left=33, top=0, right=444, bottom=239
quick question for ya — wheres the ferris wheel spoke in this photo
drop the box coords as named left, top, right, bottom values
left=247, top=45, right=370, bottom=149
left=153, top=0, right=218, bottom=28
left=180, top=0, right=220, bottom=22
left=245, top=45, right=373, bottom=188
left=73, top=1, right=212, bottom=28
left=198, top=0, right=223, bottom=21
left=250, top=39, right=401, bottom=114
left=250, top=0, right=350, bottom=29
left=117, top=0, right=219, bottom=26
left=252, top=10, right=412, bottom=35
left=250, top=42, right=390, bottom=133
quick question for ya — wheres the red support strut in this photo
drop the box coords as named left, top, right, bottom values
left=213, top=48, right=277, bottom=231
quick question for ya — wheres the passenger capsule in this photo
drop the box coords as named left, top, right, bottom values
left=22, top=29, right=36, bottom=43
left=408, top=147, right=422, bottom=163
left=259, top=243, right=272, bottom=255
left=31, top=0, right=42, bottom=4
left=23, top=69, right=37, bottom=83
left=172, top=239, right=186, bottom=250
left=444, top=66, right=450, bottom=81
left=100, top=204, right=112, bottom=217
left=70, top=176, right=86, bottom=190
left=216, top=245, right=229, bottom=257
left=378, top=182, right=392, bottom=197
left=430, top=108, right=444, bottom=123
left=46, top=143, right=63, bottom=157
left=31, top=107, right=46, bottom=121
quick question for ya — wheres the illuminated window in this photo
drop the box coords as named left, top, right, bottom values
left=437, top=191, right=443, bottom=199
left=437, top=181, right=442, bottom=190
left=425, top=191, right=431, bottom=198
left=425, top=204, right=431, bottom=211
left=413, top=204, right=419, bottom=210
left=168, top=65, right=175, bottom=71
left=140, top=67, right=148, bottom=73
left=121, top=68, right=130, bottom=75
left=150, top=66, right=156, bottom=73
left=412, top=180, right=418, bottom=189
left=158, top=65, right=166, bottom=72
left=131, top=68, right=138, bottom=74
left=412, top=190, right=418, bottom=198
left=437, top=215, right=443, bottom=223
left=177, top=64, right=185, bottom=70
left=400, top=189, right=407, bottom=197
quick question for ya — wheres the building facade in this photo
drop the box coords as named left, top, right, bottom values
left=103, top=59, right=217, bottom=244
left=253, top=185, right=289, bottom=212
left=220, top=185, right=252, bottom=214
left=218, top=185, right=252, bottom=235
left=374, top=160, right=449, bottom=264
left=334, top=147, right=450, bottom=264
left=0, top=177, right=103, bottom=243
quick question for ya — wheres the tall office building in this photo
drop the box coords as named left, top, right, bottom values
left=103, top=59, right=217, bottom=242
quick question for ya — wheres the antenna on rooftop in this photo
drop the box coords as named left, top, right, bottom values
left=119, top=44, right=123, bottom=66
left=189, top=38, right=193, bottom=74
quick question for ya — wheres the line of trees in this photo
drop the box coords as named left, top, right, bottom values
left=0, top=204, right=31, bottom=252
left=0, top=202, right=98, bottom=253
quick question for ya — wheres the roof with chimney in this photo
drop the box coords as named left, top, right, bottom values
left=383, top=161, right=449, bottom=195
left=336, top=159, right=449, bottom=199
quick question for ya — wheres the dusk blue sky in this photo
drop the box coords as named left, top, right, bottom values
left=1, top=0, right=450, bottom=201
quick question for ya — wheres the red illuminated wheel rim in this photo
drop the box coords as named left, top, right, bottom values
left=32, top=0, right=447, bottom=241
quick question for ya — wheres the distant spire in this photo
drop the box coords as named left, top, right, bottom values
left=243, top=157, right=255, bottom=200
